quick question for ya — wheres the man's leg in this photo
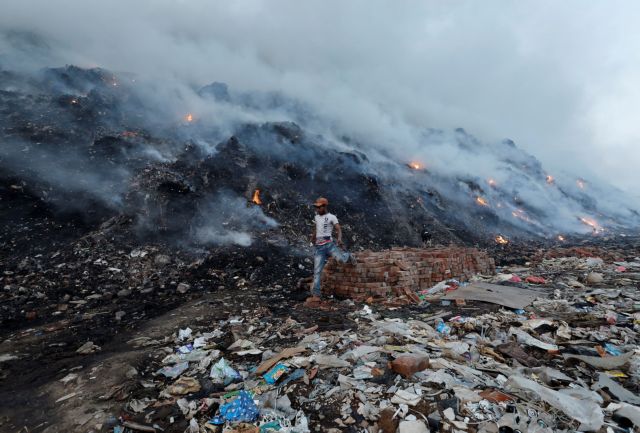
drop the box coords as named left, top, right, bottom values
left=312, top=246, right=329, bottom=297
left=329, top=242, right=355, bottom=264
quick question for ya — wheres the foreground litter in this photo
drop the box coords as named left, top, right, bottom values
left=102, top=254, right=640, bottom=432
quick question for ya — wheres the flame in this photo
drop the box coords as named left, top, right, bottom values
left=579, top=216, right=601, bottom=232
left=70, top=99, right=78, bottom=105
left=120, top=131, right=138, bottom=138
left=408, top=161, right=423, bottom=170
left=252, top=189, right=262, bottom=205
left=488, top=178, right=497, bottom=187
left=495, top=235, right=509, bottom=245
left=546, top=175, right=554, bottom=184
left=557, top=235, right=565, bottom=241
left=475, top=196, right=489, bottom=206
left=185, top=113, right=194, bottom=123
left=512, top=208, right=533, bottom=223
left=576, top=179, right=586, bottom=189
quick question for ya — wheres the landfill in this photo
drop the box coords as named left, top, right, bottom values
left=2, top=65, right=640, bottom=433
left=13, top=250, right=633, bottom=433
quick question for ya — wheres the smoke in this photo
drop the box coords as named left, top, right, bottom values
left=1, top=0, right=639, bottom=242
left=1, top=0, right=639, bottom=192
left=0, top=139, right=130, bottom=211
left=193, top=192, right=278, bottom=247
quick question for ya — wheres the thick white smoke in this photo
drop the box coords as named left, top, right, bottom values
left=1, top=0, right=639, bottom=240
left=1, top=1, right=640, bottom=193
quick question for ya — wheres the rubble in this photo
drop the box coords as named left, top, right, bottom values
left=24, top=252, right=628, bottom=433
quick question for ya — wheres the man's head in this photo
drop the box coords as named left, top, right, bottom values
left=313, top=197, right=329, bottom=215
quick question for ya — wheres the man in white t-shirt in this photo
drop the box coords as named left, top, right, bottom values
left=308, top=197, right=356, bottom=303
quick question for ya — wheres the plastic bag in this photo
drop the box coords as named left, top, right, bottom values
left=506, top=375, right=603, bottom=431
left=435, top=319, right=451, bottom=335
left=210, top=358, right=241, bottom=385
left=210, top=390, right=259, bottom=424
left=157, top=361, right=189, bottom=378
left=178, top=327, right=192, bottom=341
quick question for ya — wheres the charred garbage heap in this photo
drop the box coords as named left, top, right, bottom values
left=321, top=247, right=495, bottom=300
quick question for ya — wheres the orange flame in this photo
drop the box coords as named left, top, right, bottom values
left=488, top=178, right=497, bottom=187
left=252, top=189, right=262, bottom=205
left=579, top=216, right=601, bottom=232
left=476, top=196, right=489, bottom=206
left=408, top=161, right=423, bottom=170
left=557, top=235, right=565, bottom=241
left=512, top=208, right=533, bottom=223
left=495, top=235, right=509, bottom=245
left=546, top=175, right=554, bottom=184
left=185, top=113, right=194, bottom=123
left=576, top=179, right=586, bottom=189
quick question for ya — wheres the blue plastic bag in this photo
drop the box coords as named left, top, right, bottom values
left=210, top=390, right=259, bottom=424
left=436, top=320, right=451, bottom=335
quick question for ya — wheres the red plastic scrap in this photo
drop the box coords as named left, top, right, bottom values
left=525, top=276, right=546, bottom=284
left=479, top=389, right=515, bottom=403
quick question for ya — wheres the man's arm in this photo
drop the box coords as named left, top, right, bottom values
left=335, top=223, right=343, bottom=246
left=311, top=229, right=316, bottom=244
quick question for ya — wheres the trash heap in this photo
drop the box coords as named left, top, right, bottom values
left=113, top=254, right=640, bottom=433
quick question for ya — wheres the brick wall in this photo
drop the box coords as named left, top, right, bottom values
left=322, top=247, right=495, bottom=299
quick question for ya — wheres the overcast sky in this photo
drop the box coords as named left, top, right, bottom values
left=2, top=1, right=639, bottom=192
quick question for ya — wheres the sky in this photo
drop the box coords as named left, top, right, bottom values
left=1, top=0, right=639, bottom=192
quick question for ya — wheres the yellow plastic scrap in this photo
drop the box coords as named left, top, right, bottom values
left=605, top=370, right=628, bottom=378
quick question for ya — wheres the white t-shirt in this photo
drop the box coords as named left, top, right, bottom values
left=314, top=213, right=339, bottom=244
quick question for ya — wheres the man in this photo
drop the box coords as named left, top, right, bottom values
left=308, top=197, right=356, bottom=303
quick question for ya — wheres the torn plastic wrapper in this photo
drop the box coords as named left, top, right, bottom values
left=509, top=327, right=558, bottom=351
left=156, top=361, right=189, bottom=378
left=592, top=373, right=640, bottom=405
left=563, top=351, right=634, bottom=369
left=505, top=375, right=603, bottom=431
left=263, top=363, right=288, bottom=385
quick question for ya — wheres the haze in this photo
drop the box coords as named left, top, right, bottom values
left=1, top=0, right=638, bottom=192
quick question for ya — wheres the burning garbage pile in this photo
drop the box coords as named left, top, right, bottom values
left=2, top=64, right=640, bottom=260
left=3, top=64, right=640, bottom=432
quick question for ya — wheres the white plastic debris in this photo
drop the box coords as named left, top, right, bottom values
left=509, top=327, right=558, bottom=351
left=399, top=420, right=429, bottom=433
left=313, top=354, right=351, bottom=368
left=391, top=389, right=422, bottom=406
left=177, top=327, right=192, bottom=341
left=506, top=375, right=604, bottom=431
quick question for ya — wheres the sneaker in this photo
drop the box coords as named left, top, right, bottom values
left=304, top=296, right=322, bottom=308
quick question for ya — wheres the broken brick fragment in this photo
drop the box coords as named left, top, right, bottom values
left=390, top=355, right=430, bottom=378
